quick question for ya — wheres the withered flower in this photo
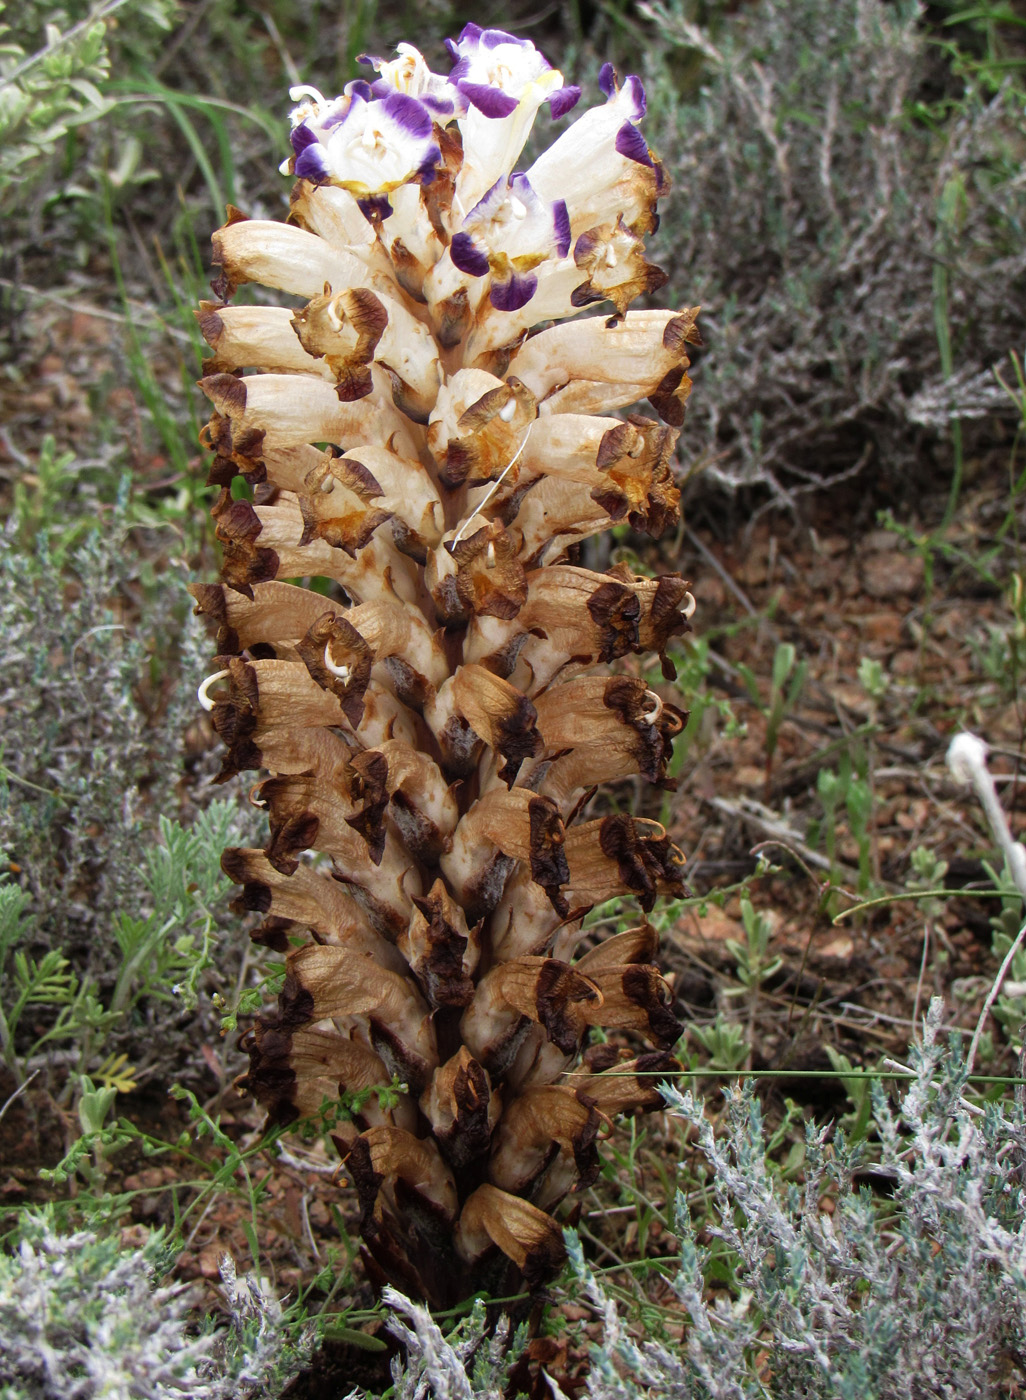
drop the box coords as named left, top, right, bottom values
left=194, top=29, right=697, bottom=1310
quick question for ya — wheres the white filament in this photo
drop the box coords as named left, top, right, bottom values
left=197, top=669, right=230, bottom=712
left=640, top=690, right=663, bottom=726
left=323, top=643, right=352, bottom=684
left=451, top=422, right=533, bottom=546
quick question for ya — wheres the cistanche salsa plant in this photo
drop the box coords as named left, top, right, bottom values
left=191, top=26, right=700, bottom=1309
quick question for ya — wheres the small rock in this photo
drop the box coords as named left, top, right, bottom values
left=817, top=933, right=854, bottom=960
left=690, top=904, right=745, bottom=944
left=198, top=1243, right=226, bottom=1280
left=119, top=1224, right=150, bottom=1251
left=123, top=1167, right=172, bottom=1192
left=734, top=764, right=765, bottom=790
left=891, top=648, right=920, bottom=677
left=862, top=528, right=900, bottom=552
left=862, top=551, right=924, bottom=599
left=814, top=534, right=850, bottom=558
left=861, top=612, right=903, bottom=645
left=697, top=574, right=726, bottom=608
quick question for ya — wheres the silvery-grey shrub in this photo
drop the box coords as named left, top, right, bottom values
left=0, top=1213, right=306, bottom=1400
left=0, top=516, right=207, bottom=953
left=643, top=0, right=1026, bottom=505
left=375, top=999, right=1026, bottom=1399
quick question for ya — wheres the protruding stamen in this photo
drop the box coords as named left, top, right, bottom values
left=197, top=669, right=230, bottom=712
left=249, top=784, right=268, bottom=809
left=639, top=689, right=663, bottom=726
left=499, top=397, right=517, bottom=423
left=323, top=643, right=352, bottom=683
left=289, top=84, right=328, bottom=104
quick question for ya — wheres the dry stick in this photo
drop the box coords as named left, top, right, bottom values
left=947, top=733, right=1026, bottom=1074
left=966, top=917, right=1026, bottom=1076
left=684, top=528, right=758, bottom=616
left=274, top=1145, right=340, bottom=1178
left=881, top=1054, right=985, bottom=1117
left=911, top=920, right=931, bottom=1044
left=707, top=795, right=835, bottom=873
left=0, top=1070, right=40, bottom=1126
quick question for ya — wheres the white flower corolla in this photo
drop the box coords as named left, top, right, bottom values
left=446, top=24, right=575, bottom=116
left=287, top=83, right=338, bottom=119
left=360, top=42, right=465, bottom=124
left=450, top=174, right=570, bottom=311
left=381, top=182, right=446, bottom=278
left=279, top=84, right=356, bottom=175
left=446, top=25, right=580, bottom=216
left=289, top=90, right=441, bottom=198
left=527, top=64, right=662, bottom=235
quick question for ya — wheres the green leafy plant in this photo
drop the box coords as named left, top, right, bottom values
left=811, top=755, right=878, bottom=897
left=822, top=1045, right=877, bottom=1144
left=0, top=801, right=248, bottom=1098
left=0, top=863, right=115, bottom=1085
left=688, top=1014, right=749, bottom=1074
left=109, top=802, right=242, bottom=1017
left=11, top=434, right=97, bottom=565
left=737, top=640, right=808, bottom=795
left=0, top=0, right=114, bottom=197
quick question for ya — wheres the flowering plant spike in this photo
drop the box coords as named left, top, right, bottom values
left=192, top=28, right=699, bottom=1308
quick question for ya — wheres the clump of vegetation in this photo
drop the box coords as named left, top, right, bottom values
left=0, top=1209, right=308, bottom=1399
left=0, top=451, right=263, bottom=1097
left=644, top=0, right=1026, bottom=510
left=375, top=1004, right=1026, bottom=1398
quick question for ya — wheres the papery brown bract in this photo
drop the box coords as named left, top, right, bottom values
left=193, top=44, right=698, bottom=1309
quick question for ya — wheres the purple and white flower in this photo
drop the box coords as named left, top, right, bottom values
left=280, top=84, right=354, bottom=176
left=450, top=173, right=570, bottom=312
left=287, top=89, right=441, bottom=196
left=359, top=43, right=464, bottom=124
left=526, top=66, right=657, bottom=234
left=446, top=24, right=578, bottom=120
left=446, top=26, right=579, bottom=215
